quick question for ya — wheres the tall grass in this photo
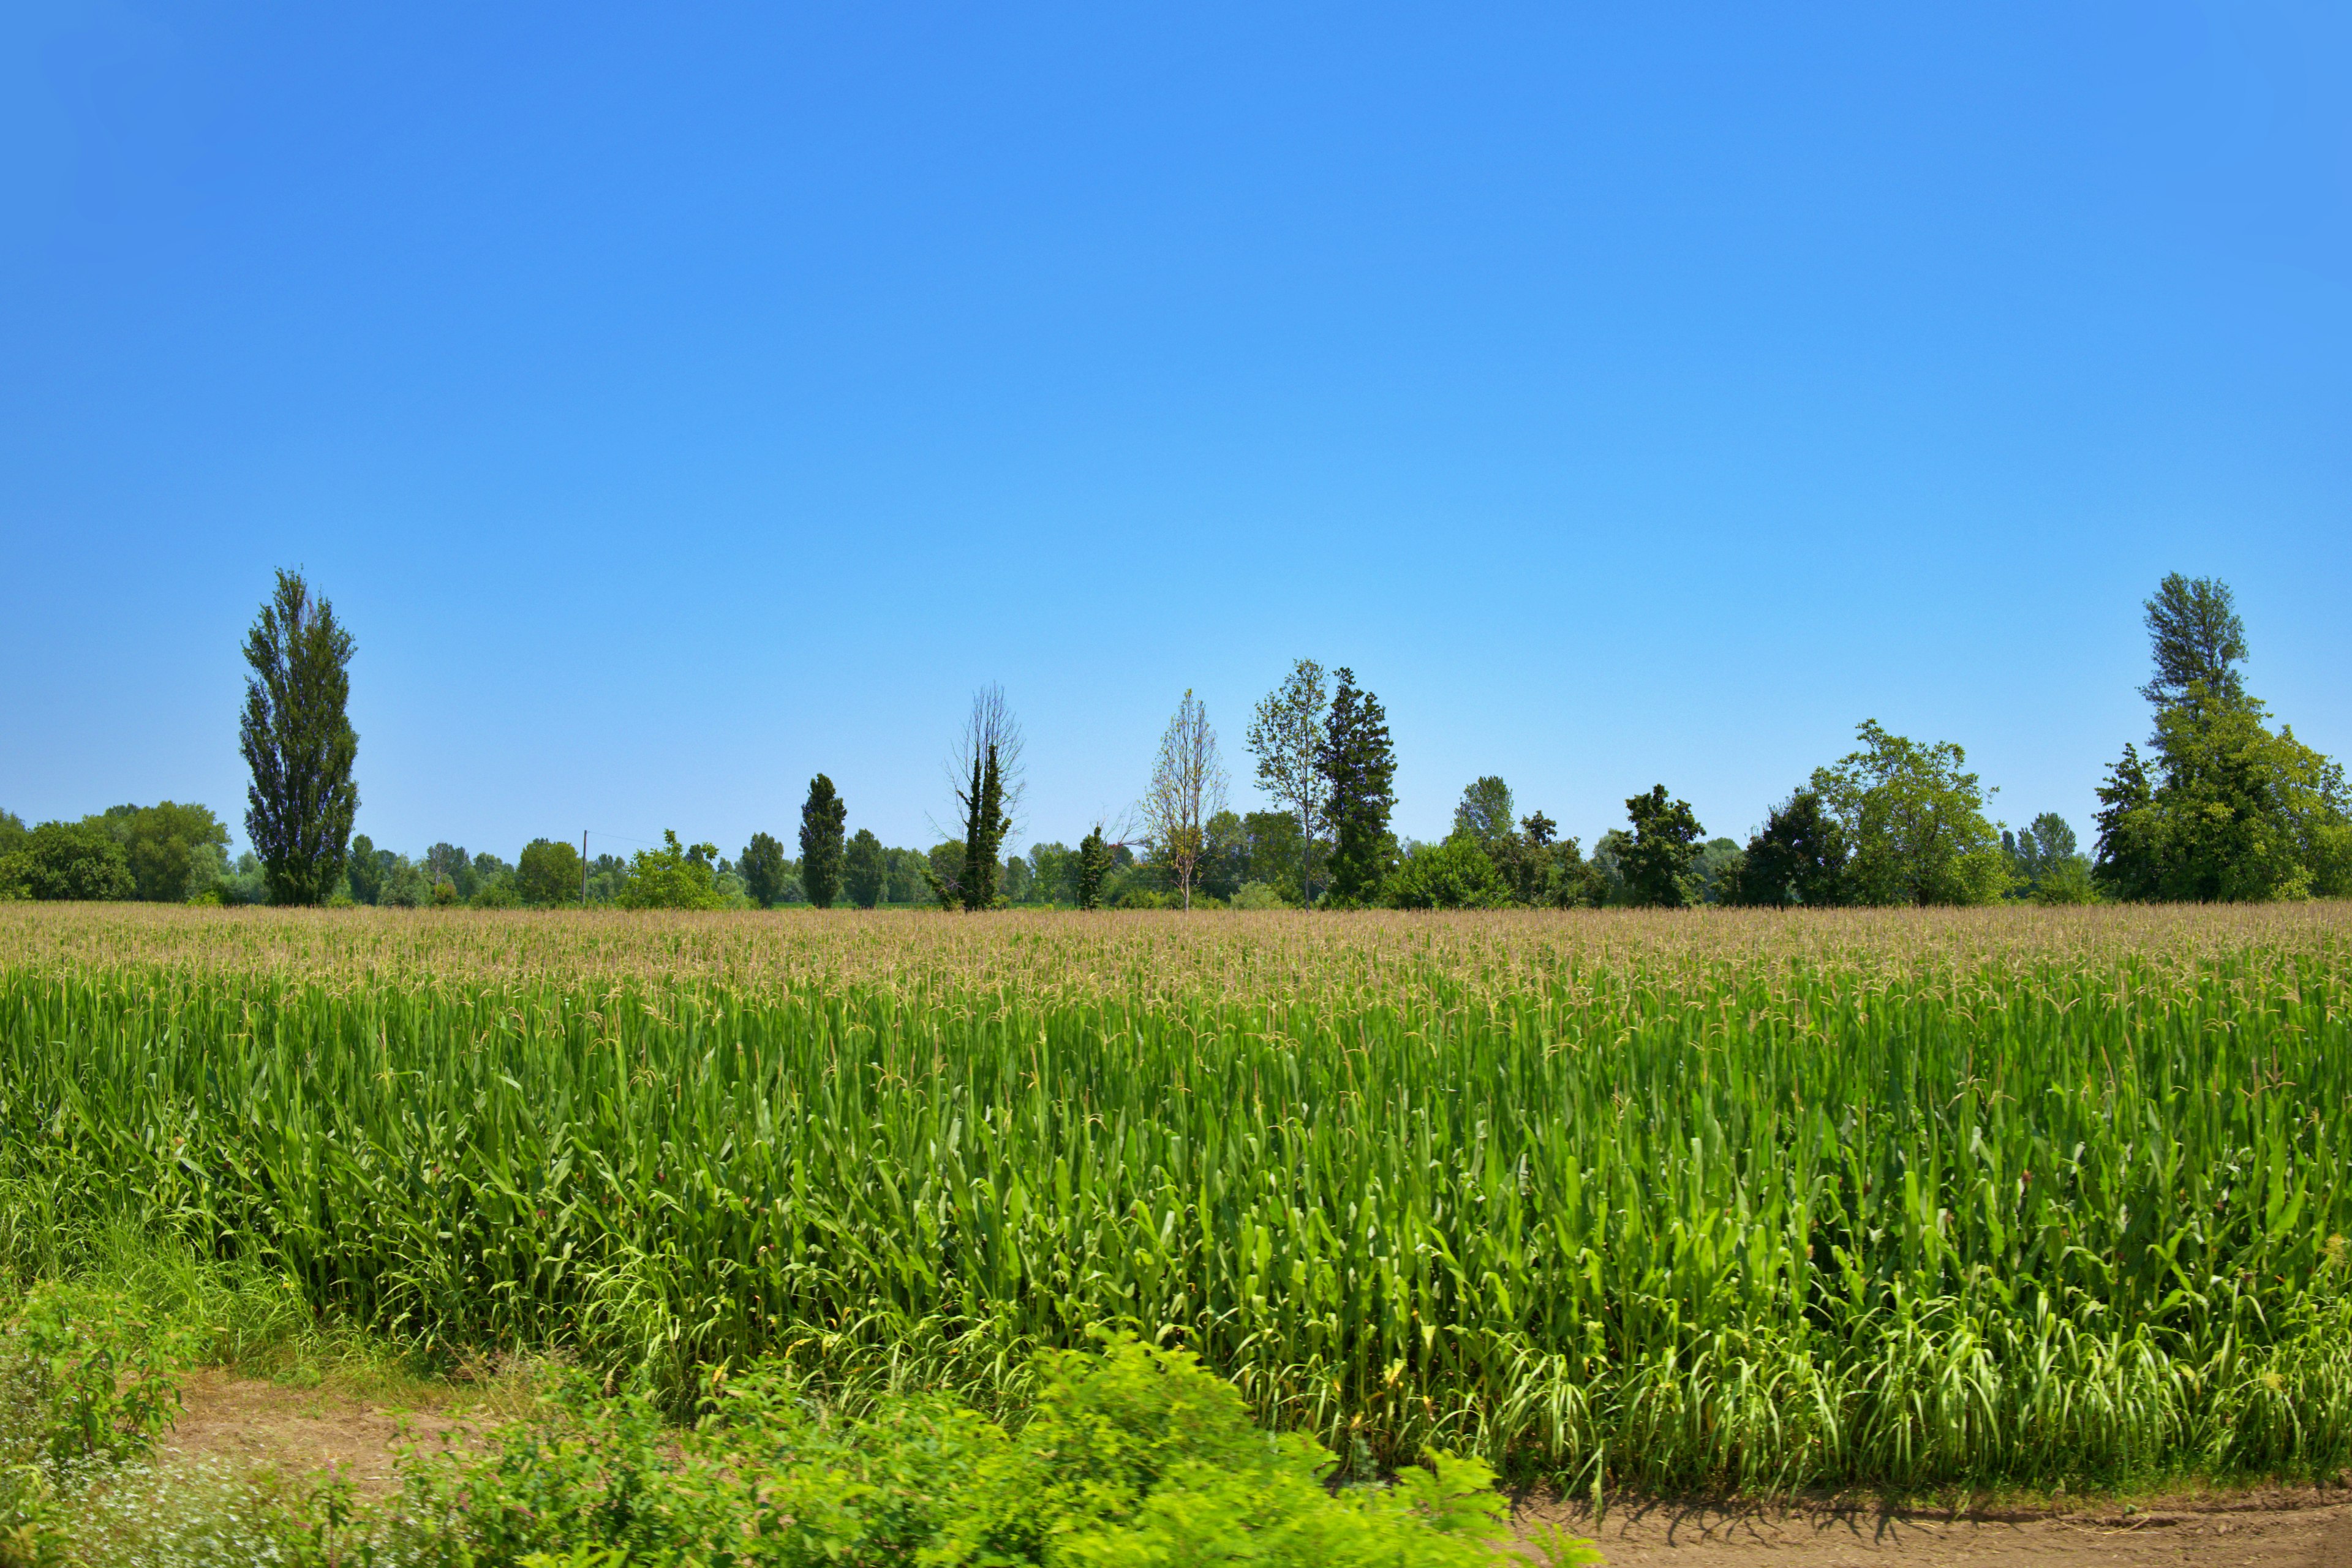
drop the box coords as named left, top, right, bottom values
left=2, top=903, right=2348, bottom=1490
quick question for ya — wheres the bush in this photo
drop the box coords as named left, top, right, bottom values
left=0, top=823, right=135, bottom=903
left=1385, top=837, right=1509, bottom=910
left=394, top=1340, right=1537, bottom=1567
left=1229, top=881, right=1288, bottom=910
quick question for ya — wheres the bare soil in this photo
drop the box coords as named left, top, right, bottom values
left=1519, top=1492, right=2352, bottom=1568
left=157, top=1366, right=465, bottom=1496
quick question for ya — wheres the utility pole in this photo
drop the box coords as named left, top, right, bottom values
left=581, top=831, right=589, bottom=908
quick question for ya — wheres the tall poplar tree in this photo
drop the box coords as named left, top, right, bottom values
left=1317, top=667, right=1396, bottom=904
left=239, top=568, right=358, bottom=906
left=797, top=775, right=846, bottom=908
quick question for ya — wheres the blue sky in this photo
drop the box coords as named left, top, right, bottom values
left=4, top=2, right=2346, bottom=864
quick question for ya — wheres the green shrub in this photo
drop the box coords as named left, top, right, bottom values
left=397, top=1340, right=1534, bottom=1567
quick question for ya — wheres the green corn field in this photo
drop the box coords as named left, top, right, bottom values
left=2, top=902, right=2348, bottom=1491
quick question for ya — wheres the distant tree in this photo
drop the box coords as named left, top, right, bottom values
left=2140, top=573, right=2248, bottom=710
left=1691, top=838, right=1745, bottom=904
left=96, top=801, right=230, bottom=902
left=1319, top=669, right=1398, bottom=905
left=1618, top=785, right=1704, bottom=907
left=425, top=843, right=475, bottom=899
left=0, top=810, right=25, bottom=858
left=1502, top=810, right=1605, bottom=908
left=1, top=820, right=136, bottom=901
left=1024, top=840, right=1076, bottom=905
left=239, top=568, right=360, bottom=906
left=839, top=829, right=885, bottom=908
left=1076, top=824, right=1113, bottom=911
left=346, top=834, right=385, bottom=904
left=1453, top=777, right=1515, bottom=848
left=517, top=838, right=585, bottom=907
left=616, top=829, right=727, bottom=910
left=737, top=831, right=788, bottom=910
left=1812, top=722, right=2009, bottom=906
left=925, top=840, right=966, bottom=910
left=795, top=777, right=847, bottom=909
left=2003, top=812, right=2087, bottom=898
left=1137, top=690, right=1227, bottom=910
left=1193, top=813, right=1248, bottom=901
left=2095, top=688, right=2350, bottom=902
left=1245, top=658, right=1331, bottom=907
left=1733, top=789, right=1850, bottom=908
left=1386, top=836, right=1509, bottom=910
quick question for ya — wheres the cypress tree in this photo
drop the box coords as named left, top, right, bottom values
left=959, top=745, right=1009, bottom=910
left=239, top=568, right=359, bottom=906
left=797, top=775, right=846, bottom=908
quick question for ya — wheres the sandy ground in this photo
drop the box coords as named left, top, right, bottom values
left=157, top=1372, right=2352, bottom=1564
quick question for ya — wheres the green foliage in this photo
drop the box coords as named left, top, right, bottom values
left=1227, top=881, right=1287, bottom=910
left=1690, top=838, right=1744, bottom=904
left=2097, top=688, right=2351, bottom=903
left=616, top=830, right=728, bottom=910
left=2139, top=572, right=2247, bottom=710
left=517, top=839, right=586, bottom=908
left=0, top=813, right=24, bottom=858
left=0, top=1286, right=186, bottom=1471
left=1246, top=659, right=1331, bottom=907
left=1452, top=777, right=1513, bottom=847
left=92, top=802, right=230, bottom=903
left=239, top=568, right=360, bottom=907
left=1076, top=826, right=1113, bottom=911
left=798, top=776, right=848, bottom=910
left=843, top=829, right=886, bottom=909
left=736, top=831, right=789, bottom=910
left=395, top=1341, right=1520, bottom=1567
left=1733, top=789, right=1850, bottom=908
left=1321, top=670, right=1398, bottom=904
left=1811, top=722, right=2008, bottom=906
left=1617, top=785, right=1703, bottom=908
left=2003, top=813, right=2094, bottom=904
left=0, top=822, right=135, bottom=903
left=1385, top=835, right=1509, bottom=909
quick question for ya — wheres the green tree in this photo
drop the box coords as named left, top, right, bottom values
left=345, top=834, right=383, bottom=903
left=1, top=820, right=137, bottom=901
left=2141, top=573, right=2248, bottom=710
left=1811, top=722, right=2008, bottom=906
left=1732, top=788, right=1849, bottom=907
left=737, top=831, right=790, bottom=910
left=0, top=810, right=25, bottom=858
left=797, top=777, right=847, bottom=908
left=1386, top=835, right=1509, bottom=909
left=425, top=843, right=475, bottom=899
left=1452, top=777, right=1514, bottom=847
left=1318, top=669, right=1397, bottom=905
left=96, top=801, right=230, bottom=902
left=516, top=838, right=585, bottom=907
left=843, top=829, right=886, bottom=908
left=1246, top=658, right=1330, bottom=907
left=1691, top=837, right=1744, bottom=904
left=1618, top=785, right=1704, bottom=907
left=239, top=568, right=360, bottom=906
left=2095, top=687, right=2350, bottom=902
left=1076, top=825, right=1113, bottom=911
left=616, top=829, right=727, bottom=910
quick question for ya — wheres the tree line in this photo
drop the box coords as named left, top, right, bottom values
left=4, top=570, right=2343, bottom=909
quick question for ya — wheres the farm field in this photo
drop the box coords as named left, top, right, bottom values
left=2, top=902, right=2348, bottom=1496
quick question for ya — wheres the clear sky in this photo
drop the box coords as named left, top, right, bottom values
left=4, top=2, right=2346, bottom=865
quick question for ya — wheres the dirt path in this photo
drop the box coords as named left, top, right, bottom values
left=1521, top=1495, right=2352, bottom=1568
left=157, top=1367, right=465, bottom=1494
